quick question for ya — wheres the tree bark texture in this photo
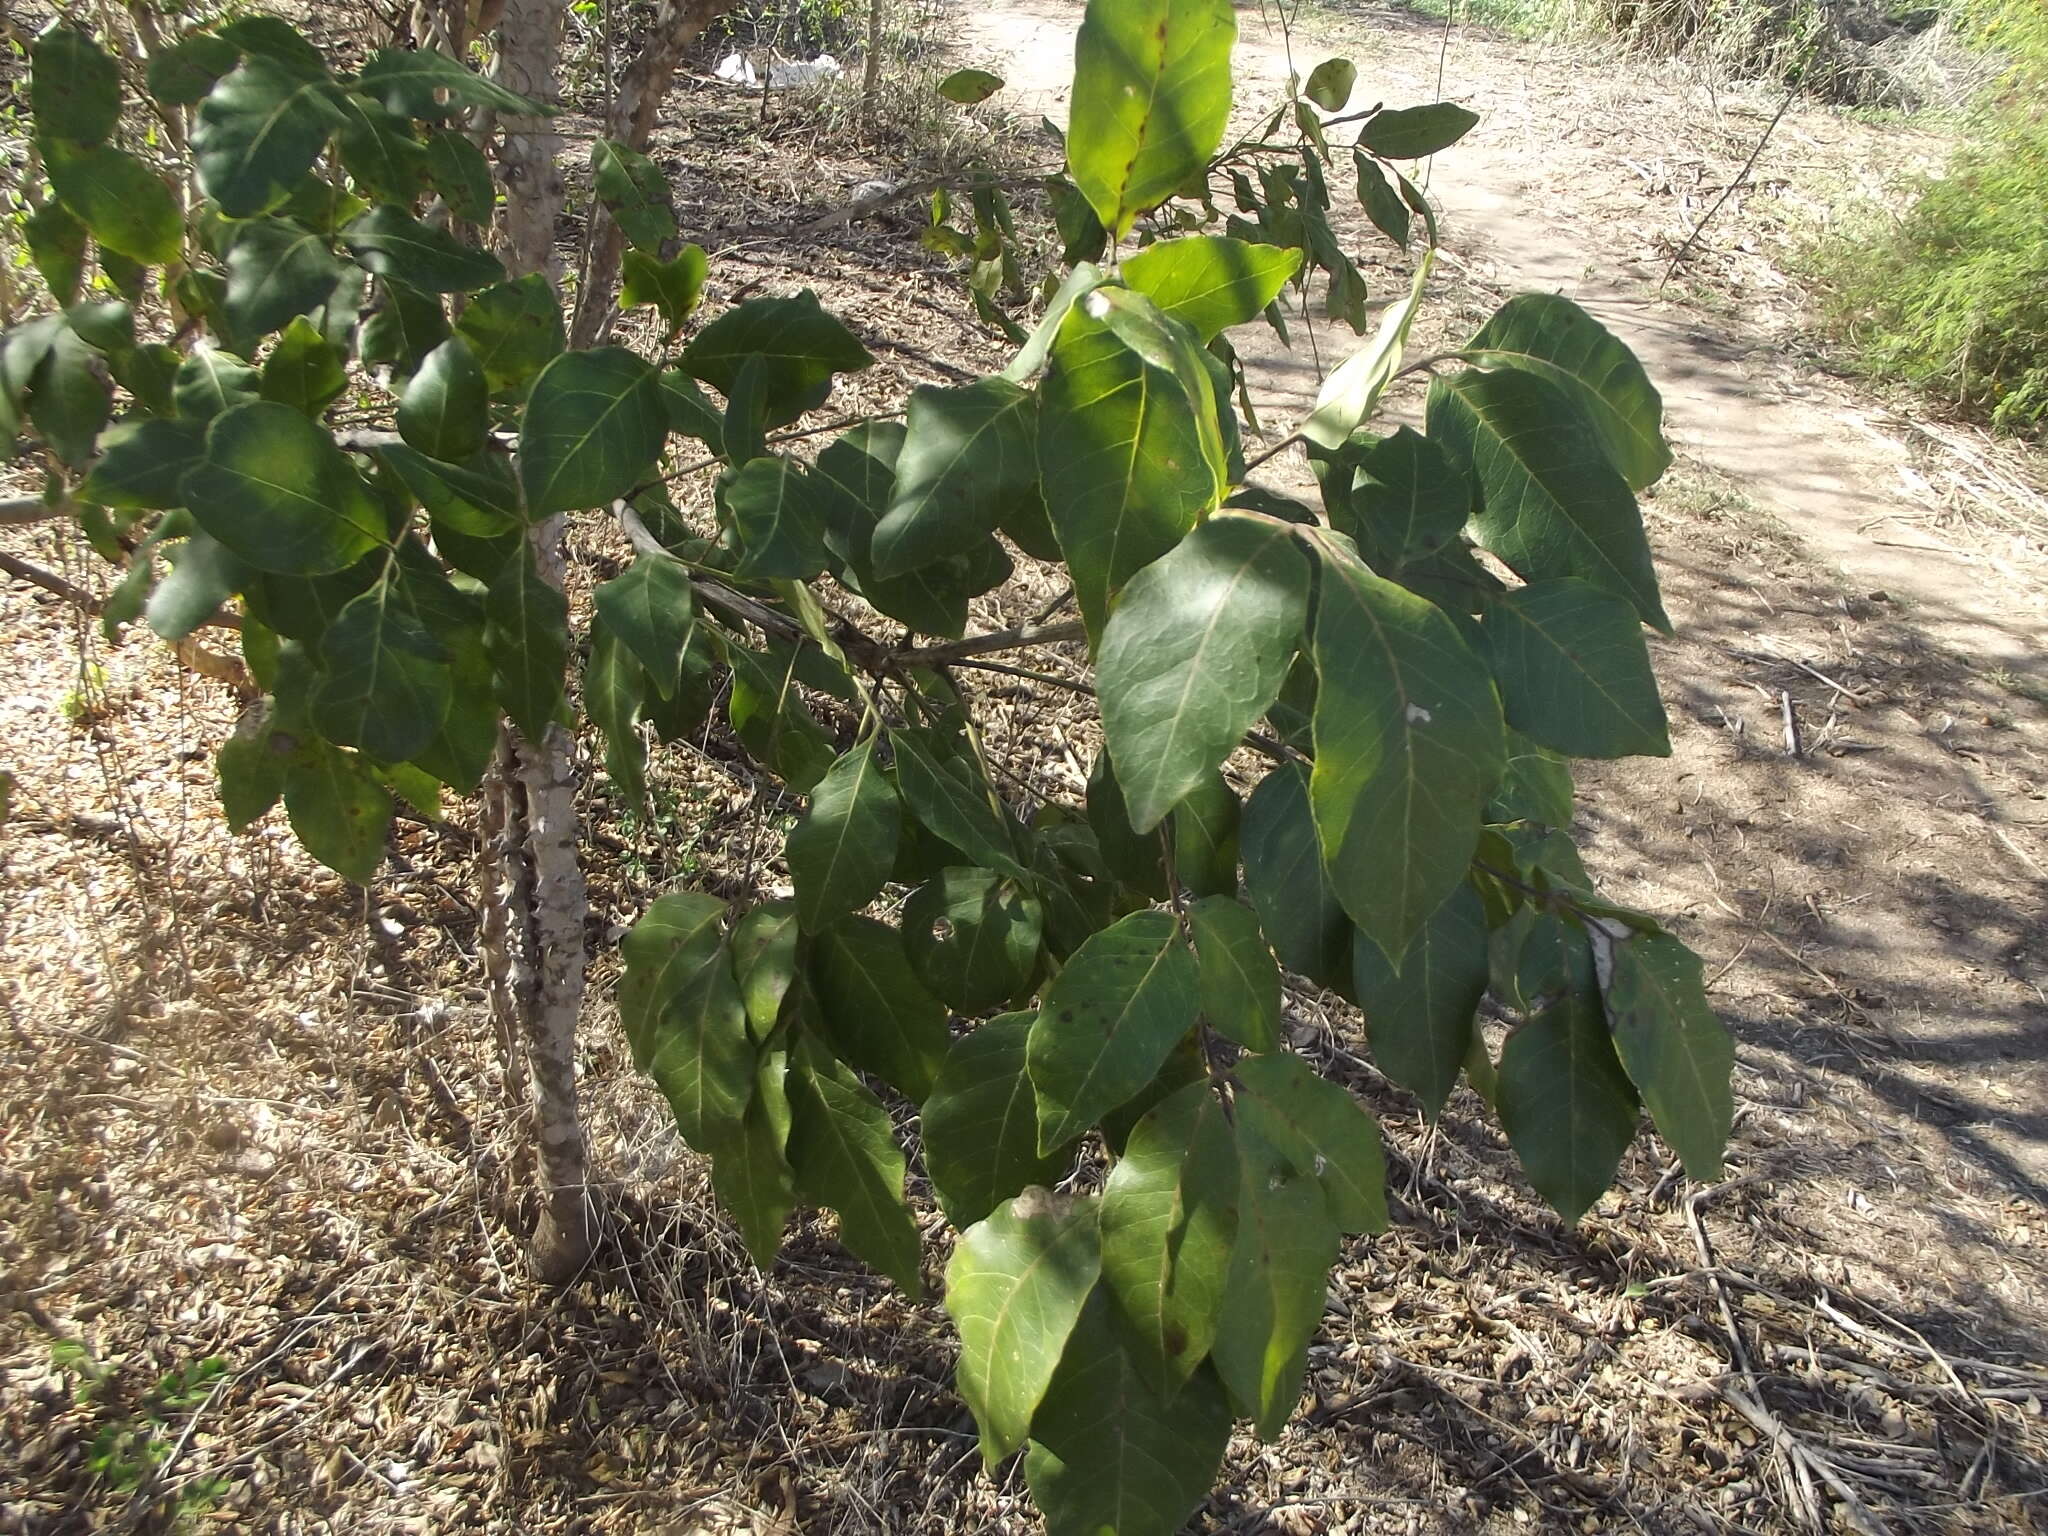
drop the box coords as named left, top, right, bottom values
left=568, top=0, right=732, bottom=348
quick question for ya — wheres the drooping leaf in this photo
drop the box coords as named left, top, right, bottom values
left=1240, top=760, right=1352, bottom=993
left=1481, top=577, right=1670, bottom=759
left=424, top=127, right=496, bottom=223
left=903, top=867, right=1042, bottom=1013
left=719, top=455, right=830, bottom=579
left=890, top=728, right=1029, bottom=882
left=1028, top=909, right=1200, bottom=1152
left=585, top=620, right=649, bottom=802
left=1120, top=236, right=1304, bottom=343
left=681, top=291, right=873, bottom=429
left=1188, top=894, right=1279, bottom=1051
left=147, top=533, right=249, bottom=641
left=183, top=402, right=388, bottom=573
left=1358, top=102, right=1479, bottom=159
left=784, top=738, right=900, bottom=932
left=518, top=346, right=667, bottom=516
left=1299, top=253, right=1433, bottom=451
left=711, top=1048, right=796, bottom=1264
left=1037, top=289, right=1225, bottom=641
left=396, top=336, right=490, bottom=464
left=282, top=739, right=391, bottom=882
left=361, top=280, right=450, bottom=382
left=1600, top=932, right=1733, bottom=1181
left=945, top=1186, right=1101, bottom=1463
left=456, top=275, right=564, bottom=395
left=1428, top=368, right=1671, bottom=632
left=1099, top=1079, right=1240, bottom=1391
left=787, top=1037, right=924, bottom=1292
left=260, top=315, right=348, bottom=417
left=1232, top=1050, right=1386, bottom=1234
left=1172, top=769, right=1240, bottom=899
left=1309, top=535, right=1504, bottom=961
left=341, top=206, right=505, bottom=294
left=357, top=46, right=547, bottom=118
left=32, top=24, right=121, bottom=144
left=871, top=377, right=1040, bottom=576
left=312, top=580, right=453, bottom=763
left=1352, top=881, right=1488, bottom=1120
left=218, top=708, right=288, bottom=831
left=26, top=202, right=87, bottom=306
left=731, top=901, right=804, bottom=1043
left=1498, top=982, right=1639, bottom=1224
left=1025, top=1297, right=1232, bottom=1536
left=193, top=55, right=344, bottom=217
left=922, top=1014, right=1073, bottom=1228
left=809, top=915, right=950, bottom=1103
left=1462, top=292, right=1671, bottom=490
left=43, top=142, right=182, bottom=267
left=618, top=890, right=726, bottom=1065
left=620, top=245, right=709, bottom=333
left=726, top=644, right=835, bottom=792
left=1210, top=1120, right=1341, bottom=1438
left=591, top=554, right=696, bottom=697
left=220, top=218, right=343, bottom=341
left=591, top=138, right=678, bottom=250
left=938, top=67, right=1004, bottom=104
left=1326, top=424, right=1469, bottom=573
left=483, top=544, right=569, bottom=736
left=330, top=89, right=428, bottom=204
left=1067, top=0, right=1235, bottom=237
left=627, top=916, right=756, bottom=1153
left=1097, top=512, right=1308, bottom=832
left=1353, top=151, right=1411, bottom=247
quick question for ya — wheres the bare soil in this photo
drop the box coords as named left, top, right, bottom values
left=4, top=3, right=2047, bottom=1534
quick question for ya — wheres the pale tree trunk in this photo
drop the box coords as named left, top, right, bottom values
left=569, top=0, right=732, bottom=349
left=487, top=0, right=594, bottom=1284
left=862, top=0, right=883, bottom=124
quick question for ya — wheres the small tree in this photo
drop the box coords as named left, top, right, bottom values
left=2, top=0, right=1734, bottom=1528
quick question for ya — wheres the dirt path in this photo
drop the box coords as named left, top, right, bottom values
left=959, top=0, right=2048, bottom=684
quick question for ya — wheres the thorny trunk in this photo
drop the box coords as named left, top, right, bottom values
left=569, top=0, right=731, bottom=348
left=484, top=0, right=594, bottom=1283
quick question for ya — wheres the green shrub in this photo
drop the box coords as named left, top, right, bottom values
left=1812, top=0, right=2048, bottom=435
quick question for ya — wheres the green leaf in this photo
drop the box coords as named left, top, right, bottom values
left=184, top=402, right=388, bottom=574
left=731, top=901, right=804, bottom=1041
left=519, top=346, right=666, bottom=517
left=1172, top=769, right=1240, bottom=898
left=923, top=1014, right=1073, bottom=1227
left=1210, top=1119, right=1340, bottom=1438
left=871, top=377, right=1040, bottom=576
left=591, top=138, right=678, bottom=250
left=1482, top=577, right=1670, bottom=759
left=787, top=1037, right=923, bottom=1292
left=1037, top=289, right=1225, bottom=641
left=82, top=418, right=207, bottom=509
left=618, top=889, right=726, bottom=1065
left=681, top=291, right=873, bottom=429
left=1067, top=0, right=1235, bottom=237
left=1099, top=1079, right=1239, bottom=1391
left=1232, top=1051, right=1386, bottom=1234
left=787, top=737, right=900, bottom=932
left=313, top=580, right=452, bottom=762
left=1098, top=512, right=1308, bottom=832
left=810, top=915, right=950, bottom=1102
left=1324, top=424, right=1468, bottom=574
left=1028, top=909, right=1199, bottom=1152
left=1025, top=1299, right=1232, bottom=1536
left=1353, top=151, right=1411, bottom=247
left=26, top=325, right=111, bottom=468
left=173, top=347, right=261, bottom=421
left=216, top=16, right=324, bottom=78
left=632, top=926, right=756, bottom=1153
left=1120, top=236, right=1304, bottom=344
left=1241, top=760, right=1352, bottom=993
left=1600, top=932, right=1733, bottom=1181
left=938, top=67, right=1004, bottom=103
left=361, top=280, right=450, bottom=383
left=218, top=708, right=287, bottom=831
left=357, top=46, right=547, bottom=118
left=1309, top=535, right=1504, bottom=962
left=726, top=646, right=835, bottom=792
left=331, top=90, right=428, bottom=204
left=1498, top=983, right=1639, bottom=1223
left=455, top=275, right=563, bottom=395
left=26, top=202, right=87, bottom=306
left=397, top=337, right=489, bottom=463
left=1304, top=56, right=1358, bottom=111
left=1491, top=730, right=1576, bottom=827
left=1188, top=895, right=1279, bottom=1051
left=44, top=142, right=182, bottom=266
left=591, top=554, right=696, bottom=697
left=710, top=1048, right=796, bottom=1264
left=283, top=740, right=391, bottom=882
left=1462, top=292, right=1670, bottom=490
left=148, top=533, right=249, bottom=641
left=890, top=728, right=1029, bottom=881
left=945, top=1186, right=1101, bottom=1462
left=1299, top=252, right=1433, bottom=451
left=193, top=56, right=344, bottom=217
left=148, top=31, right=243, bottom=107
left=1352, top=881, right=1488, bottom=1120
left=341, top=206, right=505, bottom=294
left=260, top=315, right=348, bottom=417
left=483, top=544, right=569, bottom=736
left=1358, top=102, right=1479, bottom=159
left=223, top=218, right=344, bottom=341
left=620, top=245, right=708, bottom=333
left=424, top=128, right=496, bottom=223
left=32, top=26, right=120, bottom=145
left=719, top=455, right=830, bottom=579
left=587, top=618, right=648, bottom=803
left=903, top=867, right=1043, bottom=1013
left=1428, top=368, right=1670, bottom=632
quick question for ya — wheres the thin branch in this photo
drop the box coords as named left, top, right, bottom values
left=1662, top=84, right=1797, bottom=287
left=0, top=549, right=101, bottom=612
left=0, top=498, right=71, bottom=526
left=894, top=618, right=1086, bottom=667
